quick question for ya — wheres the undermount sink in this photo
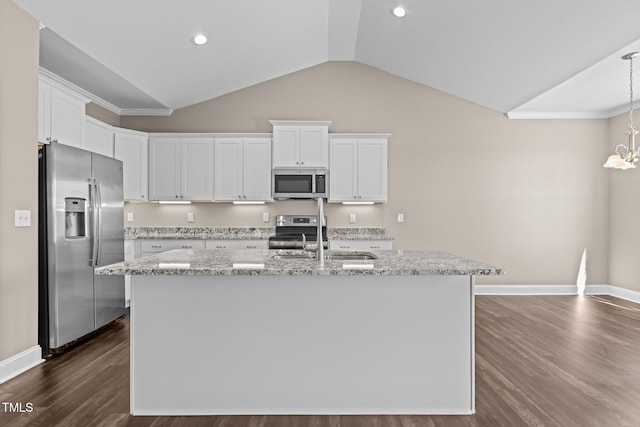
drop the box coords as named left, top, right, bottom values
left=270, top=253, right=315, bottom=260
left=325, top=252, right=378, bottom=261
left=270, top=251, right=378, bottom=261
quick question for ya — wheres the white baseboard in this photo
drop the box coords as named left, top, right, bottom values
left=475, top=283, right=640, bottom=304
left=595, top=285, right=640, bottom=304
left=0, top=346, right=43, bottom=384
left=475, top=284, right=580, bottom=295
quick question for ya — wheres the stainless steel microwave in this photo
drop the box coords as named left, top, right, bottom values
left=272, top=168, right=327, bottom=199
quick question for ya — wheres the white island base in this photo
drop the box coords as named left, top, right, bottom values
left=130, top=274, right=475, bottom=416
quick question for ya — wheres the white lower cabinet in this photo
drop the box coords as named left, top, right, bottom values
left=139, top=240, right=205, bottom=257
left=328, top=240, right=392, bottom=251
left=205, top=240, right=268, bottom=250
left=134, top=239, right=268, bottom=257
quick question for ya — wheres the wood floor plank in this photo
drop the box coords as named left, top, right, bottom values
left=1, top=295, right=639, bottom=426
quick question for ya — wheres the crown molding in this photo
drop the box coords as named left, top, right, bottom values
left=38, top=67, right=173, bottom=117
left=505, top=111, right=611, bottom=120
left=119, top=108, right=173, bottom=116
left=505, top=100, right=640, bottom=120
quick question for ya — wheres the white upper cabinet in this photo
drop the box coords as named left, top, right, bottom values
left=114, top=128, right=149, bottom=201
left=38, top=77, right=88, bottom=148
left=329, top=134, right=389, bottom=203
left=181, top=138, right=215, bottom=200
left=214, top=137, right=272, bottom=201
left=271, top=121, right=330, bottom=168
left=84, top=117, right=114, bottom=157
left=149, top=137, right=214, bottom=201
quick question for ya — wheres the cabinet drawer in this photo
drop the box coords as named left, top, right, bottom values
left=205, top=240, right=268, bottom=250
left=140, top=239, right=205, bottom=254
left=329, top=240, right=392, bottom=251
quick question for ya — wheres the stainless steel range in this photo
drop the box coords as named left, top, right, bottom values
left=268, top=215, right=328, bottom=249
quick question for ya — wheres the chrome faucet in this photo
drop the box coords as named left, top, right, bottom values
left=317, top=197, right=325, bottom=267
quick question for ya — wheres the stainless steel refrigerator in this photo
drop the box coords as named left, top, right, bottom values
left=38, top=142, right=126, bottom=357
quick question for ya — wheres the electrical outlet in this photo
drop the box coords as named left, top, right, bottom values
left=397, top=213, right=404, bottom=223
left=14, top=210, right=31, bottom=227
left=127, top=212, right=134, bottom=222
left=349, top=213, right=357, bottom=224
left=187, top=212, right=195, bottom=223
left=263, top=212, right=270, bottom=222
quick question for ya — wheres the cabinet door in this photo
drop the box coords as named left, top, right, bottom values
left=148, top=138, right=181, bottom=200
left=329, top=139, right=358, bottom=202
left=115, top=131, right=148, bottom=201
left=357, top=139, right=387, bottom=202
left=205, top=240, right=268, bottom=250
left=38, top=82, right=51, bottom=144
left=85, top=118, right=114, bottom=157
left=214, top=138, right=244, bottom=201
left=299, top=125, right=328, bottom=167
left=182, top=138, right=214, bottom=200
left=243, top=138, right=272, bottom=201
left=272, top=127, right=300, bottom=167
left=329, top=240, right=392, bottom=250
left=49, top=86, right=85, bottom=148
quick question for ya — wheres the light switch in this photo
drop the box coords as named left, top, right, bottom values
left=127, top=212, right=134, bottom=222
left=187, top=212, right=195, bottom=222
left=397, top=213, right=404, bottom=223
left=263, top=212, right=270, bottom=222
left=349, top=213, right=357, bottom=224
left=14, top=210, right=31, bottom=227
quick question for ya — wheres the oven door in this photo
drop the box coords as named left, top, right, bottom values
left=273, top=172, right=313, bottom=198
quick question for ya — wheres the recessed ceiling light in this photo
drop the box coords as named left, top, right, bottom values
left=192, top=34, right=208, bottom=45
left=392, top=6, right=407, bottom=18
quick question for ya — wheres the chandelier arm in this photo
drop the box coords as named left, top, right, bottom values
left=615, top=144, right=629, bottom=157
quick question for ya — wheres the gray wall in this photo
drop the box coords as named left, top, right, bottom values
left=0, top=0, right=39, bottom=361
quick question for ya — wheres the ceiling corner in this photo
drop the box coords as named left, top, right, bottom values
left=327, top=0, right=362, bottom=61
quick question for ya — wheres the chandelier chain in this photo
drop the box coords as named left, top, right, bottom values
left=631, top=55, right=635, bottom=129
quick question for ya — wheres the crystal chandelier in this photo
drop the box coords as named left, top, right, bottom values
left=604, top=52, right=640, bottom=170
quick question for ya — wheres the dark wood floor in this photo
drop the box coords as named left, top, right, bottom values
left=1, top=295, right=640, bottom=426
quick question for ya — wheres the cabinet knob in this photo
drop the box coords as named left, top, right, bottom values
left=180, top=195, right=184, bottom=199
left=46, top=137, right=52, bottom=142
left=52, top=139, right=58, bottom=143
left=175, top=195, right=179, bottom=198
left=301, top=161, right=304, bottom=165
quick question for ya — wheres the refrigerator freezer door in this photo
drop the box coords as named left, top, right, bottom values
left=92, top=153, right=126, bottom=328
left=46, top=143, right=95, bottom=348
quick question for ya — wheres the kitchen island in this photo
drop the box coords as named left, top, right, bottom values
left=96, top=249, right=503, bottom=416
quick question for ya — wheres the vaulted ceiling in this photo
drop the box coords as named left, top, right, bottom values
left=13, top=0, right=640, bottom=118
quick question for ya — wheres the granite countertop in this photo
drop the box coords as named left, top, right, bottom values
left=125, top=227, right=274, bottom=240
left=124, top=227, right=393, bottom=241
left=95, top=248, right=504, bottom=276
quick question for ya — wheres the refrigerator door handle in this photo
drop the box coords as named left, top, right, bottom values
left=95, top=179, right=102, bottom=266
left=88, top=179, right=100, bottom=266
left=88, top=179, right=95, bottom=266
